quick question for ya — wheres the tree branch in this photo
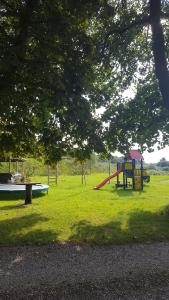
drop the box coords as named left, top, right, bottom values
left=101, top=15, right=150, bottom=57
left=160, top=11, right=169, bottom=20
left=109, top=15, right=150, bottom=35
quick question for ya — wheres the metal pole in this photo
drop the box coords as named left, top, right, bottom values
left=116, top=162, right=119, bottom=187
left=132, top=159, right=135, bottom=190
left=141, top=159, right=143, bottom=190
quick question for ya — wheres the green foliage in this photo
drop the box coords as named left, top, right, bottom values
left=157, top=158, right=169, bottom=168
left=103, top=78, right=169, bottom=153
left=2, top=0, right=169, bottom=160
left=144, top=157, right=169, bottom=175
left=92, top=0, right=169, bottom=152
left=0, top=0, right=104, bottom=159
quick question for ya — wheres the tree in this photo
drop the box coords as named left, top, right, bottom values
left=102, top=77, right=169, bottom=153
left=71, top=146, right=92, bottom=184
left=0, top=0, right=104, bottom=159
left=157, top=157, right=169, bottom=168
left=2, top=0, right=169, bottom=160
left=87, top=0, right=169, bottom=152
left=94, top=0, right=169, bottom=109
left=99, top=149, right=113, bottom=182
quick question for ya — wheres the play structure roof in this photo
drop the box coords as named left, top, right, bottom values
left=127, top=150, right=144, bottom=160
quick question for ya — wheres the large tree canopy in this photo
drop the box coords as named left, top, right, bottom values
left=89, top=0, right=169, bottom=153
left=0, top=0, right=104, bottom=160
left=94, top=0, right=169, bottom=107
left=1, top=0, right=169, bottom=159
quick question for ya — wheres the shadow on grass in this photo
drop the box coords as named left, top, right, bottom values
left=114, top=189, right=147, bottom=197
left=93, top=188, right=147, bottom=201
left=0, top=203, right=28, bottom=210
left=0, top=191, right=47, bottom=201
left=69, top=205, right=169, bottom=245
left=0, top=213, right=57, bottom=245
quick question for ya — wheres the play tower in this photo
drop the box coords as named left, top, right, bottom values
left=94, top=149, right=150, bottom=191
left=116, top=150, right=150, bottom=191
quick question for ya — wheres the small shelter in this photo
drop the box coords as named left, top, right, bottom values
left=0, top=157, right=26, bottom=183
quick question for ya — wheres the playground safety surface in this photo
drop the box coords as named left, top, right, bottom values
left=0, top=242, right=169, bottom=299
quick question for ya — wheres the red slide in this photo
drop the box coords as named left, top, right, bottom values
left=94, top=169, right=122, bottom=190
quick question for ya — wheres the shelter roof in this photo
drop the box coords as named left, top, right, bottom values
left=0, top=158, right=26, bottom=162
left=127, top=150, right=144, bottom=160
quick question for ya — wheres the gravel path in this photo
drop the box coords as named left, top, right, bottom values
left=0, top=242, right=169, bottom=299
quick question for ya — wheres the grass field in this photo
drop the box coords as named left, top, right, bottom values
left=0, top=174, right=169, bottom=246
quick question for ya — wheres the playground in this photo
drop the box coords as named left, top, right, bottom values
left=0, top=173, right=169, bottom=246
left=94, top=150, right=150, bottom=191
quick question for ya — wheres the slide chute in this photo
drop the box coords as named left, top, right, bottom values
left=94, top=169, right=122, bottom=190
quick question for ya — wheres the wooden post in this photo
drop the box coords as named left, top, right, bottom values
left=108, top=160, right=111, bottom=184
left=9, top=159, right=11, bottom=173
left=22, top=161, right=24, bottom=177
left=25, top=184, right=32, bottom=205
left=16, top=161, right=18, bottom=173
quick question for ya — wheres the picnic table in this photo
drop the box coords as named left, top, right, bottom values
left=16, top=182, right=41, bottom=204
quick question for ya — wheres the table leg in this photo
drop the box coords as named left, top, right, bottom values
left=25, top=185, right=32, bottom=204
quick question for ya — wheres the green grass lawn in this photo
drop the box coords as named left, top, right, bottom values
left=0, top=174, right=169, bottom=246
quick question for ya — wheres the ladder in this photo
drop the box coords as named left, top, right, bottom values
left=47, top=164, right=58, bottom=186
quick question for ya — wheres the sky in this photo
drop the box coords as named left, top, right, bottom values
left=96, top=90, right=169, bottom=164
left=143, top=146, right=169, bottom=163
left=114, top=146, right=169, bottom=164
left=122, top=90, right=169, bottom=163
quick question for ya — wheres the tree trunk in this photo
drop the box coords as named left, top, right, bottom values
left=81, top=163, right=84, bottom=184
left=81, top=162, right=86, bottom=185
left=90, top=160, right=92, bottom=175
left=47, top=165, right=50, bottom=185
left=150, top=0, right=169, bottom=109
left=56, top=163, right=58, bottom=185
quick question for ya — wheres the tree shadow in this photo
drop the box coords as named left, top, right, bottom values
left=69, top=205, right=169, bottom=244
left=0, top=213, right=58, bottom=245
left=94, top=184, right=149, bottom=196
left=0, top=203, right=28, bottom=210
left=114, top=189, right=147, bottom=198
left=114, top=189, right=135, bottom=197
left=0, top=191, right=47, bottom=201
left=70, top=220, right=125, bottom=244
left=0, top=192, right=23, bottom=201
